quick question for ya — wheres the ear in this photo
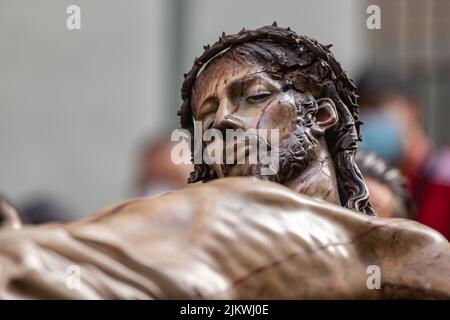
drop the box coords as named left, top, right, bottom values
left=315, top=98, right=338, bottom=133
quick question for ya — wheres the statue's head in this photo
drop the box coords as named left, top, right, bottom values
left=179, top=24, right=373, bottom=215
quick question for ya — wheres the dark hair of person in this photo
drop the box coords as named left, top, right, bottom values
left=355, top=150, right=415, bottom=219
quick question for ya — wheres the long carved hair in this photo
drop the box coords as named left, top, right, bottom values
left=178, top=24, right=374, bottom=215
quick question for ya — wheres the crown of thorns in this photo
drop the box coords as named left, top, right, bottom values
left=178, top=23, right=361, bottom=139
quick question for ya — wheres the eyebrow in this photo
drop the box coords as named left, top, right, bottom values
left=195, top=71, right=269, bottom=118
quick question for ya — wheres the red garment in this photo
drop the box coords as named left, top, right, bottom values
left=408, top=148, right=450, bottom=240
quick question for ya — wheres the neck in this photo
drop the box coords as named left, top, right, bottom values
left=285, top=143, right=340, bottom=206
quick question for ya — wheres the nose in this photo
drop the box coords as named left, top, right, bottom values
left=213, top=99, right=243, bottom=130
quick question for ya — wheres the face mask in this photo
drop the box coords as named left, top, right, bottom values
left=360, top=109, right=404, bottom=165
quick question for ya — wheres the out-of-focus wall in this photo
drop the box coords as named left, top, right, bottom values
left=0, top=0, right=173, bottom=217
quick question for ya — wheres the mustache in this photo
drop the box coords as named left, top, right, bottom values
left=199, top=125, right=319, bottom=183
left=200, top=127, right=278, bottom=177
left=221, top=130, right=276, bottom=176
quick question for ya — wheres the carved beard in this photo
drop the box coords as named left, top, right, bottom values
left=261, top=125, right=320, bottom=184
left=209, top=124, right=320, bottom=183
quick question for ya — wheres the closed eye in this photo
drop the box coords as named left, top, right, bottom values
left=246, top=92, right=272, bottom=104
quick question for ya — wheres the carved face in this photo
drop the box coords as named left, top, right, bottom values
left=191, top=53, right=338, bottom=182
left=181, top=27, right=373, bottom=214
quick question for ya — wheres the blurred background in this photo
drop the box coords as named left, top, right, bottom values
left=0, top=1, right=449, bottom=227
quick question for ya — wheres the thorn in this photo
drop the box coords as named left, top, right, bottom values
left=194, top=57, right=202, bottom=65
left=240, top=27, right=246, bottom=33
left=183, top=73, right=187, bottom=79
left=287, top=27, right=291, bottom=31
left=203, top=44, right=210, bottom=50
left=272, top=21, right=278, bottom=27
left=222, top=31, right=226, bottom=38
left=325, top=44, right=333, bottom=49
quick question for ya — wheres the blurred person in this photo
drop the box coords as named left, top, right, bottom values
left=357, top=69, right=450, bottom=239
left=133, top=134, right=192, bottom=197
left=2, top=193, right=73, bottom=225
left=355, top=150, right=414, bottom=219
left=21, top=195, right=73, bottom=224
